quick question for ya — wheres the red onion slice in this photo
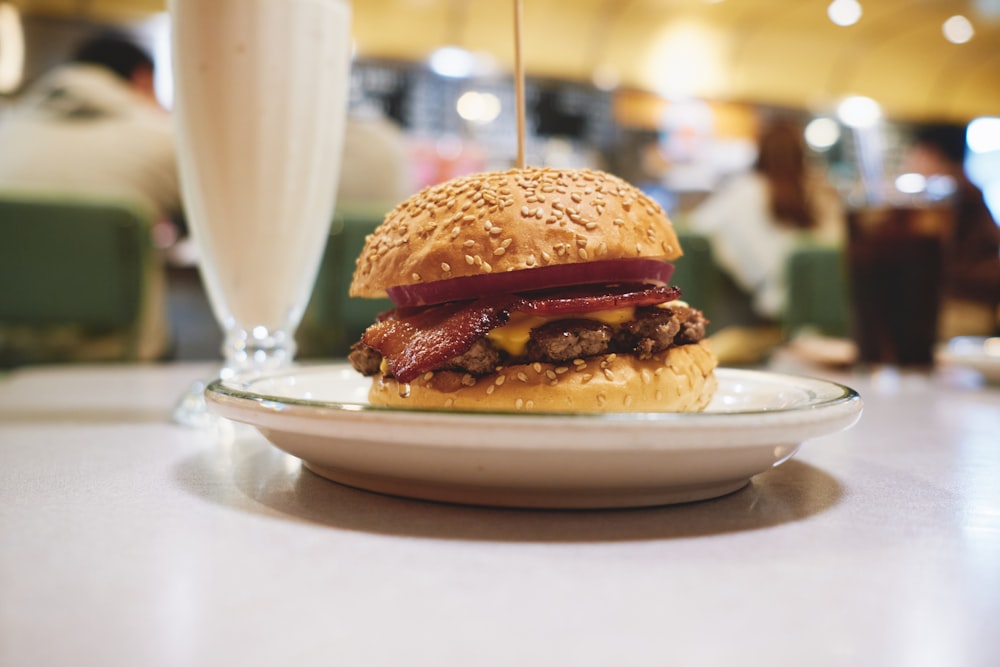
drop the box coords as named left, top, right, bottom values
left=386, top=259, right=675, bottom=307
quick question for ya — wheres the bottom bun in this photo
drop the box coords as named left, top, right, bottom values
left=368, top=341, right=718, bottom=413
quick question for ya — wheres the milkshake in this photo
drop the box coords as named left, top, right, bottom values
left=170, top=0, right=351, bottom=372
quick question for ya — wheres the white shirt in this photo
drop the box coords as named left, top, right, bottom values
left=688, top=172, right=844, bottom=319
left=0, top=64, right=179, bottom=218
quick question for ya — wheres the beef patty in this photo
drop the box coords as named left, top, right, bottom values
left=349, top=304, right=708, bottom=378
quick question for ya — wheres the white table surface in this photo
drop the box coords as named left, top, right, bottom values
left=1, top=359, right=999, bottom=667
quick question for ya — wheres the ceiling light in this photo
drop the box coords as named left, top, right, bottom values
left=967, top=117, right=1000, bottom=154
left=456, top=91, right=501, bottom=124
left=837, top=96, right=881, bottom=128
left=942, top=15, right=974, bottom=44
left=429, top=46, right=477, bottom=78
left=804, top=117, right=841, bottom=151
left=827, top=0, right=862, bottom=27
left=591, top=64, right=620, bottom=91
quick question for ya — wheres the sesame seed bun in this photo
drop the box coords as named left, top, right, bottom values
left=368, top=341, right=717, bottom=413
left=350, top=167, right=683, bottom=298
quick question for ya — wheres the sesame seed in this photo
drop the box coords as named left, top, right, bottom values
left=582, top=373, right=593, bottom=383
left=493, top=247, right=506, bottom=256
left=444, top=398, right=455, bottom=407
left=495, top=375, right=506, bottom=386
left=411, top=272, right=422, bottom=281
left=501, top=238, right=513, bottom=248
left=462, top=374, right=476, bottom=387
left=545, top=370, right=557, bottom=380
left=516, top=372, right=528, bottom=382
left=462, top=214, right=476, bottom=222
left=526, top=400, right=535, bottom=409
left=486, top=385, right=495, bottom=395
left=465, top=255, right=475, bottom=265
left=570, top=193, right=582, bottom=203
left=532, top=362, right=543, bottom=373
left=641, top=369, right=652, bottom=384
left=515, top=398, right=524, bottom=410
left=441, top=262, right=451, bottom=272
left=585, top=222, right=598, bottom=230
left=578, top=248, right=589, bottom=259
left=463, top=239, right=476, bottom=247
left=555, top=366, right=569, bottom=374
left=482, top=261, right=493, bottom=272
left=541, top=251, right=552, bottom=263
left=624, top=395, right=633, bottom=407
left=489, top=227, right=503, bottom=236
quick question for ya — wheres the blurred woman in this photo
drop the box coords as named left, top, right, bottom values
left=689, top=118, right=844, bottom=321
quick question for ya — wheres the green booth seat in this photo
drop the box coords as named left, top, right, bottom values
left=0, top=193, right=156, bottom=364
left=672, top=230, right=723, bottom=321
left=783, top=243, right=852, bottom=338
left=299, top=204, right=394, bottom=358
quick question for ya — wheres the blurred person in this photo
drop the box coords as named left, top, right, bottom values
left=904, top=123, right=1000, bottom=337
left=0, top=32, right=177, bottom=364
left=0, top=31, right=180, bottom=222
left=689, top=118, right=844, bottom=322
left=337, top=104, right=413, bottom=209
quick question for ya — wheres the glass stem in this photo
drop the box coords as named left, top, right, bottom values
left=220, top=326, right=296, bottom=380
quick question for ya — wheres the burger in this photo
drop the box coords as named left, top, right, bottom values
left=347, top=167, right=717, bottom=412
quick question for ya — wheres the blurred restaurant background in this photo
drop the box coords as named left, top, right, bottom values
left=1, top=0, right=999, bottom=367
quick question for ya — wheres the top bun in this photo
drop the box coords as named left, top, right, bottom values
left=350, top=167, right=683, bottom=298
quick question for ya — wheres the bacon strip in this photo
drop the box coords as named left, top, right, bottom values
left=362, top=284, right=682, bottom=382
left=362, top=295, right=521, bottom=382
left=524, top=284, right=680, bottom=315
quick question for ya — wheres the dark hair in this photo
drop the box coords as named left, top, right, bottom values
left=912, top=123, right=968, bottom=165
left=71, top=33, right=154, bottom=82
left=754, top=119, right=814, bottom=229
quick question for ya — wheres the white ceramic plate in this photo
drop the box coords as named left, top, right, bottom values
left=206, top=364, right=862, bottom=509
left=938, top=337, right=1000, bottom=383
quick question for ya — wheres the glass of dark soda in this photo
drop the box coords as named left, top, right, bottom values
left=846, top=205, right=952, bottom=367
